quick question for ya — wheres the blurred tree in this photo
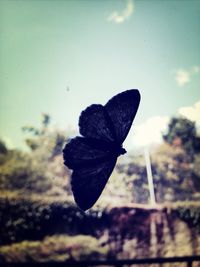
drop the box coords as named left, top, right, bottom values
left=1, top=113, right=199, bottom=206
left=151, top=142, right=199, bottom=202
left=112, top=156, right=149, bottom=204
left=22, top=113, right=67, bottom=158
left=0, top=140, right=8, bottom=155
left=0, top=114, right=71, bottom=197
left=0, top=235, right=108, bottom=261
left=163, top=117, right=200, bottom=159
left=42, top=113, right=51, bottom=128
left=0, top=140, right=9, bottom=165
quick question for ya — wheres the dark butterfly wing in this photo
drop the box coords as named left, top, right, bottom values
left=63, top=89, right=141, bottom=210
left=79, top=104, right=116, bottom=142
left=105, top=89, right=140, bottom=144
left=71, top=156, right=117, bottom=210
left=63, top=136, right=110, bottom=169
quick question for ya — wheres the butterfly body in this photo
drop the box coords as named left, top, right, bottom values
left=63, top=89, right=140, bottom=210
left=63, top=137, right=126, bottom=168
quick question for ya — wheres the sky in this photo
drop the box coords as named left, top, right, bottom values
left=0, top=0, right=200, bottom=150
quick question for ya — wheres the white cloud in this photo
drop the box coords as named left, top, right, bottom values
left=107, top=0, right=134, bottom=24
left=175, top=69, right=190, bottom=87
left=174, top=66, right=200, bottom=87
left=125, top=116, right=169, bottom=149
left=178, top=100, right=200, bottom=127
left=124, top=100, right=200, bottom=150
left=192, top=66, right=200, bottom=74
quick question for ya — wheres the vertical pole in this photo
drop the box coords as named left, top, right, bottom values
left=144, top=148, right=156, bottom=205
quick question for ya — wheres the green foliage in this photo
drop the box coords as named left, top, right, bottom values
left=0, top=140, right=8, bottom=155
left=175, top=204, right=200, bottom=232
left=163, top=117, right=200, bottom=159
left=22, top=113, right=67, bottom=157
left=41, top=113, right=51, bottom=128
left=0, top=195, right=111, bottom=247
left=0, top=149, right=32, bottom=190
left=0, top=235, right=108, bottom=262
left=1, top=114, right=200, bottom=262
left=115, top=156, right=149, bottom=204
left=151, top=143, right=199, bottom=202
left=0, top=148, right=57, bottom=193
left=0, top=114, right=70, bottom=195
left=22, top=113, right=51, bottom=138
left=0, top=140, right=9, bottom=165
left=1, top=113, right=199, bottom=205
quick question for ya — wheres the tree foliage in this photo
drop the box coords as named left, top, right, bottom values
left=0, top=114, right=200, bottom=262
left=0, top=114, right=70, bottom=196
left=0, top=235, right=108, bottom=262
left=163, top=117, right=200, bottom=159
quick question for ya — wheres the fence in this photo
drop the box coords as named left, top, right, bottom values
left=0, top=256, right=200, bottom=267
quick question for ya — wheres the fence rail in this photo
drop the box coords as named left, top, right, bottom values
left=0, top=256, right=200, bottom=267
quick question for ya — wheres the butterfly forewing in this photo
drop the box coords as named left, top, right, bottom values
left=71, top=156, right=117, bottom=210
left=105, top=89, right=140, bottom=144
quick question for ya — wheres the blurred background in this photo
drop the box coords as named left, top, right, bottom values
left=0, top=0, right=200, bottom=264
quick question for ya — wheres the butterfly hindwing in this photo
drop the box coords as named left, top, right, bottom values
left=71, top=156, right=117, bottom=210
left=79, top=104, right=116, bottom=142
left=105, top=89, right=140, bottom=144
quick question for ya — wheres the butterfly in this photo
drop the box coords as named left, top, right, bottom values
left=63, top=89, right=140, bottom=211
